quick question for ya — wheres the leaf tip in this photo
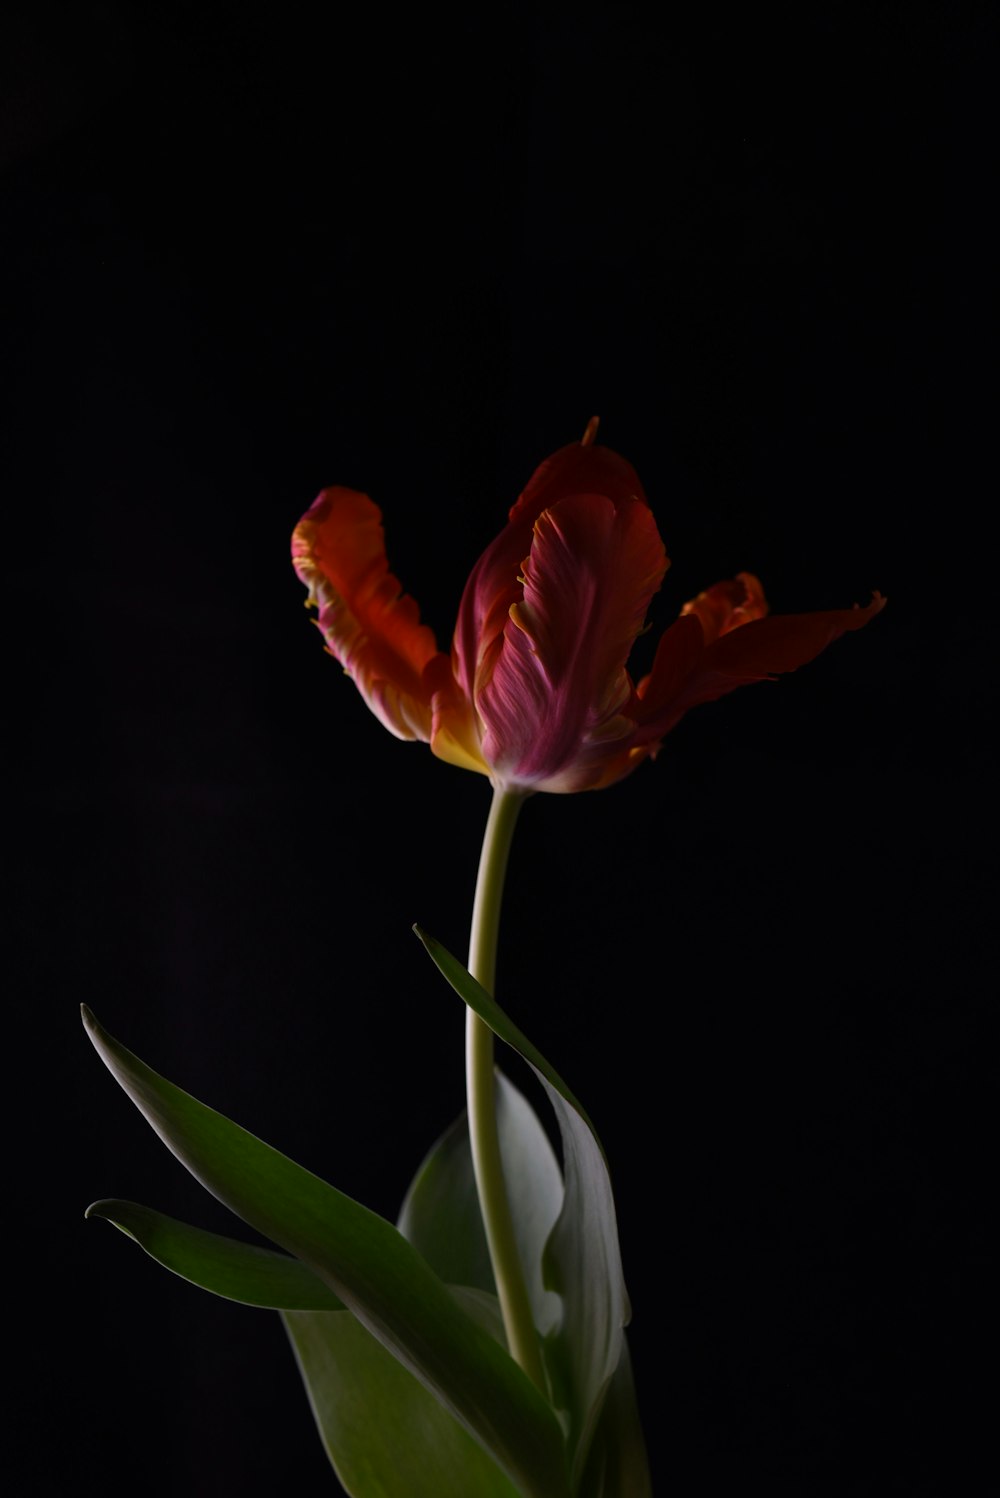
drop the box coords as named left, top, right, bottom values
left=85, top=1200, right=139, bottom=1243
left=85, top=1199, right=121, bottom=1228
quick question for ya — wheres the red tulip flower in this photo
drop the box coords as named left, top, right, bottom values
left=292, top=422, right=884, bottom=794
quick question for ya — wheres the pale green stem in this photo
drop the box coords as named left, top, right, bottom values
left=466, top=785, right=547, bottom=1393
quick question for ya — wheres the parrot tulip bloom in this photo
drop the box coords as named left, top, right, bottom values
left=292, top=429, right=884, bottom=793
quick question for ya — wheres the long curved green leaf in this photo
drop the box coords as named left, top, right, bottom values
left=88, top=1196, right=518, bottom=1496
left=82, top=1007, right=570, bottom=1498
left=413, top=933, right=632, bottom=1485
left=284, top=1291, right=520, bottom=1498
left=398, top=1071, right=563, bottom=1337
left=86, top=1199, right=345, bottom=1310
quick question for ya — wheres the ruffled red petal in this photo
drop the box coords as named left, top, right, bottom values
left=636, top=588, right=886, bottom=743
left=680, top=571, right=768, bottom=645
left=703, top=591, right=886, bottom=678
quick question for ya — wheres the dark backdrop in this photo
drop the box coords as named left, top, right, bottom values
left=7, top=4, right=991, bottom=1494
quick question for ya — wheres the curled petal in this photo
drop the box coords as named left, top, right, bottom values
left=292, top=487, right=447, bottom=741
left=477, top=493, right=668, bottom=791
left=508, top=437, right=648, bottom=526
left=681, top=572, right=768, bottom=645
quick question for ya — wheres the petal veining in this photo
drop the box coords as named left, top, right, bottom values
left=477, top=493, right=668, bottom=789
left=452, top=440, right=650, bottom=707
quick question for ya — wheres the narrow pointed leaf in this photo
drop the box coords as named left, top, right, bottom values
left=82, top=1007, right=570, bottom=1498
left=414, top=933, right=629, bottom=1482
left=284, top=1291, right=520, bottom=1498
left=398, top=1071, right=563, bottom=1335
left=86, top=1199, right=345, bottom=1310
left=413, top=928, right=600, bottom=1147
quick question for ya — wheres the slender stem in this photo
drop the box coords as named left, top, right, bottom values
left=466, top=785, right=547, bottom=1392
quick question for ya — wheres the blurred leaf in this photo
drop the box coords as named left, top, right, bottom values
left=576, top=1343, right=652, bottom=1498
left=414, top=933, right=630, bottom=1484
left=85, top=1199, right=345, bottom=1310
left=82, top=1007, right=570, bottom=1498
left=398, top=1070, right=563, bottom=1336
left=397, top=1106, right=492, bottom=1292
left=540, top=1079, right=629, bottom=1483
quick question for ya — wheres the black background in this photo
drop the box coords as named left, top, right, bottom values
left=7, top=3, right=992, bottom=1494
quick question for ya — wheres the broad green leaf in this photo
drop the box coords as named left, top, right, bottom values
left=413, top=932, right=630, bottom=1485
left=284, top=1290, right=519, bottom=1498
left=398, top=1071, right=563, bottom=1336
left=446, top=1285, right=507, bottom=1348
left=577, top=1343, right=652, bottom=1498
left=82, top=1007, right=570, bottom=1498
left=85, top=1199, right=345, bottom=1310
left=93, top=1195, right=522, bottom=1496
left=88, top=1197, right=519, bottom=1497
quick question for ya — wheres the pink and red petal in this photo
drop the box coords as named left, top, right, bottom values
left=292, top=486, right=448, bottom=742
left=476, top=492, right=668, bottom=790
left=452, top=439, right=651, bottom=705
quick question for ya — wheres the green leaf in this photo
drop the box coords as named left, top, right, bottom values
left=413, top=932, right=630, bottom=1485
left=88, top=1198, right=521, bottom=1496
left=284, top=1291, right=520, bottom=1498
left=540, top=1082, right=629, bottom=1483
left=82, top=1007, right=570, bottom=1498
left=413, top=930, right=600, bottom=1147
left=85, top=1199, right=345, bottom=1310
left=397, top=1108, right=493, bottom=1294
left=398, top=1071, right=563, bottom=1336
